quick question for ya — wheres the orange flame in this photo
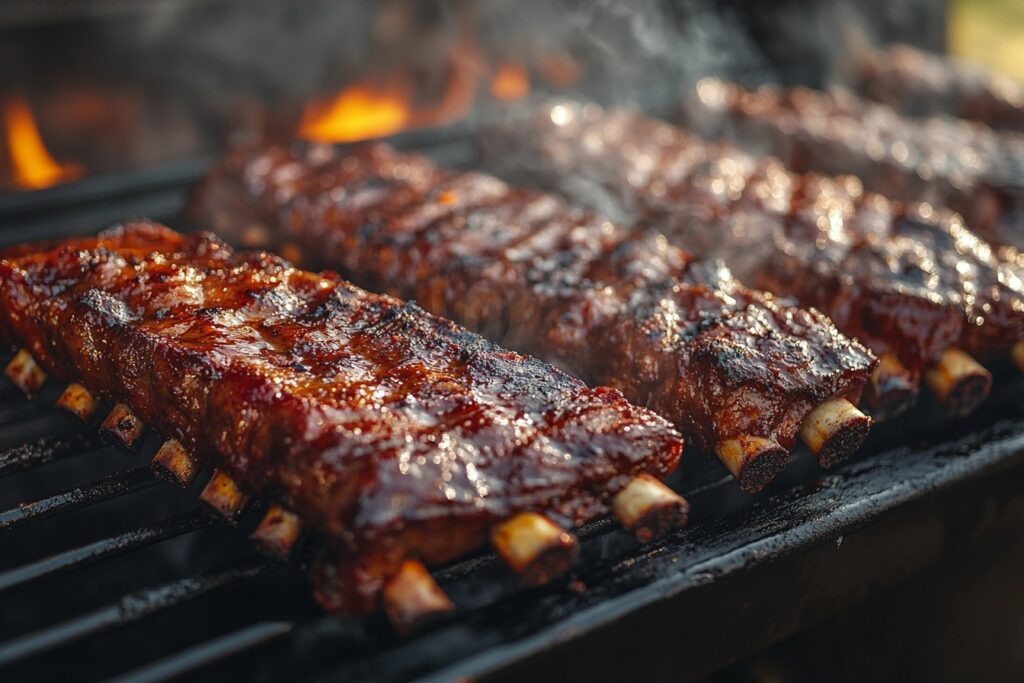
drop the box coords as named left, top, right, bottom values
left=299, top=78, right=411, bottom=143
left=4, top=96, right=83, bottom=190
left=490, top=63, right=530, bottom=101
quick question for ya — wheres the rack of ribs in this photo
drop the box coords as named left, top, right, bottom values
left=683, top=79, right=1024, bottom=251
left=856, top=43, right=1024, bottom=135
left=0, top=221, right=688, bottom=631
left=478, top=101, right=1024, bottom=419
left=191, top=142, right=877, bottom=493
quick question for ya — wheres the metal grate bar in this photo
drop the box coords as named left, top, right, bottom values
left=0, top=432, right=101, bottom=477
left=103, top=621, right=295, bottom=683
left=0, top=564, right=266, bottom=667
left=0, top=466, right=159, bottom=531
left=0, top=508, right=215, bottom=593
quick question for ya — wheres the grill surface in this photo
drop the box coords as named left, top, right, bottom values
left=2, top=133, right=1024, bottom=683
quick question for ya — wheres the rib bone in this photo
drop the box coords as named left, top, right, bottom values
left=4, top=349, right=47, bottom=397
left=924, top=348, right=992, bottom=417
left=611, top=474, right=690, bottom=543
left=715, top=437, right=789, bottom=494
left=864, top=352, right=918, bottom=420
left=55, top=382, right=99, bottom=421
left=250, top=504, right=303, bottom=558
left=798, top=398, right=873, bottom=469
left=199, top=469, right=249, bottom=522
left=151, top=439, right=199, bottom=488
left=490, top=512, right=580, bottom=585
left=381, top=559, right=454, bottom=634
left=99, top=403, right=145, bottom=449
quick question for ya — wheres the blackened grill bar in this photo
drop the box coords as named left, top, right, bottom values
left=0, top=222, right=686, bottom=627
left=191, top=142, right=877, bottom=492
left=487, top=101, right=1022, bottom=419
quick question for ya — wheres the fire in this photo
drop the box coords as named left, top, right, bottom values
left=299, top=78, right=411, bottom=143
left=4, top=96, right=83, bottom=190
left=490, top=64, right=530, bottom=101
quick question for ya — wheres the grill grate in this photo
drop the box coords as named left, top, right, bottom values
left=1, top=139, right=1024, bottom=682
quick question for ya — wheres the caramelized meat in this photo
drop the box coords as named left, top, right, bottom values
left=484, top=102, right=1024, bottom=416
left=192, top=143, right=875, bottom=492
left=0, top=221, right=684, bottom=614
left=857, top=44, right=1024, bottom=134
left=685, top=79, right=1024, bottom=250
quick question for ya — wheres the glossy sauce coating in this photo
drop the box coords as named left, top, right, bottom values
left=687, top=79, right=1024, bottom=251
left=0, top=222, right=683, bottom=613
left=502, top=101, right=1024, bottom=384
left=193, top=143, right=874, bottom=460
left=858, top=44, right=1024, bottom=134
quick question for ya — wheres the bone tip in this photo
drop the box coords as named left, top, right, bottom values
left=925, top=348, right=992, bottom=418
left=4, top=349, right=47, bottom=397
left=491, top=512, right=580, bottom=586
left=56, top=382, right=99, bottom=422
left=611, top=474, right=690, bottom=544
left=250, top=505, right=303, bottom=558
left=199, top=470, right=249, bottom=523
left=382, top=559, right=454, bottom=635
left=866, top=353, right=918, bottom=420
left=716, top=437, right=789, bottom=494
left=801, top=398, right=873, bottom=469
left=100, top=403, right=146, bottom=449
left=942, top=372, right=993, bottom=418
left=150, top=439, right=199, bottom=488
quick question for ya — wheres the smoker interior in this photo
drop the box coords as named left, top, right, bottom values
left=1, top=129, right=1024, bottom=683
left=2, top=1, right=1024, bottom=680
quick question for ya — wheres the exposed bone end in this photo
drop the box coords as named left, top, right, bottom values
left=864, top=353, right=918, bottom=420
left=250, top=504, right=303, bottom=558
left=381, top=559, right=454, bottom=635
left=715, top=437, right=789, bottom=494
left=4, top=349, right=47, bottom=397
left=611, top=474, right=690, bottom=544
left=151, top=439, right=199, bottom=488
left=799, top=398, right=873, bottom=469
left=199, top=469, right=250, bottom=523
left=55, top=382, right=99, bottom=421
left=924, top=348, right=993, bottom=418
left=99, top=403, right=146, bottom=449
left=490, top=512, right=580, bottom=585
left=1013, top=341, right=1024, bottom=373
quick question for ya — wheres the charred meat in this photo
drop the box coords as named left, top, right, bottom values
left=857, top=44, right=1024, bottom=134
left=685, top=79, right=1024, bottom=251
left=0, top=221, right=685, bottom=618
left=484, top=101, right=1022, bottom=418
left=192, top=143, right=876, bottom=492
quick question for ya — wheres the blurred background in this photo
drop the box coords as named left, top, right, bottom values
left=2, top=0, right=1018, bottom=194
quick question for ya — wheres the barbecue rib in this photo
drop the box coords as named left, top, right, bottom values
left=857, top=44, right=1024, bottom=134
left=0, top=221, right=686, bottom=624
left=684, top=79, right=1024, bottom=251
left=482, top=101, right=1023, bottom=418
left=192, top=142, right=876, bottom=491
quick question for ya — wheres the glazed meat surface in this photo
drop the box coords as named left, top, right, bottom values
left=193, top=142, right=875, bottom=491
left=857, top=44, right=1024, bottom=134
left=0, top=221, right=684, bottom=613
left=685, top=79, right=1024, bottom=250
left=484, top=102, right=1024, bottom=412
